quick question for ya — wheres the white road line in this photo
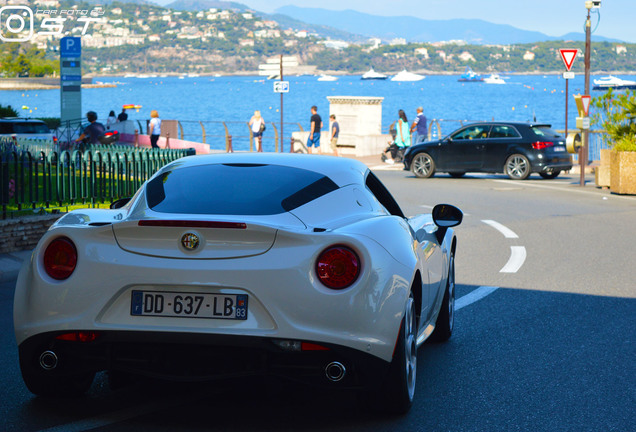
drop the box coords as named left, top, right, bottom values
left=456, top=286, right=499, bottom=310
left=492, top=179, right=636, bottom=200
left=500, top=246, right=527, bottom=273
left=482, top=219, right=519, bottom=238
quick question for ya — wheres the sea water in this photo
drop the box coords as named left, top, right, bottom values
left=4, top=73, right=632, bottom=152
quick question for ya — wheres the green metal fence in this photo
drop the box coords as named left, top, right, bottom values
left=1, top=141, right=194, bottom=219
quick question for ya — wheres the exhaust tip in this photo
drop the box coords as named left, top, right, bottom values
left=325, top=361, right=346, bottom=382
left=39, top=351, right=58, bottom=370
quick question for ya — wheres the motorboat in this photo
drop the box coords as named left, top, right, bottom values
left=592, top=75, right=636, bottom=90
left=361, top=68, right=388, bottom=80
left=317, top=74, right=338, bottom=81
left=483, top=74, right=506, bottom=84
left=458, top=66, right=483, bottom=82
left=391, top=70, right=426, bottom=82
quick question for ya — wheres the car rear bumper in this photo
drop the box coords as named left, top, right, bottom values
left=19, top=330, right=391, bottom=389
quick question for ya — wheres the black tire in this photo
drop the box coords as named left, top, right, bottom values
left=505, top=154, right=531, bottom=180
left=20, top=364, right=95, bottom=397
left=430, top=254, right=455, bottom=343
left=411, top=152, right=436, bottom=178
left=448, top=172, right=466, bottom=178
left=374, top=293, right=417, bottom=415
left=539, top=169, right=561, bottom=179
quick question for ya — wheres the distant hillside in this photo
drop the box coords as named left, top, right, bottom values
left=275, top=5, right=621, bottom=44
left=164, top=0, right=248, bottom=11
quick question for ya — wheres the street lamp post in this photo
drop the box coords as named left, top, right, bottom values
left=580, top=2, right=593, bottom=186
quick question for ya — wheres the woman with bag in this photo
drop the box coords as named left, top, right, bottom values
left=249, top=110, right=265, bottom=149
left=385, top=109, right=411, bottom=163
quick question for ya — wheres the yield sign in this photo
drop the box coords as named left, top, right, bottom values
left=581, top=95, right=591, bottom=116
left=559, top=49, right=578, bottom=71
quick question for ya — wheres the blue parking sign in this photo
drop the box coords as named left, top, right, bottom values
left=60, top=37, right=81, bottom=58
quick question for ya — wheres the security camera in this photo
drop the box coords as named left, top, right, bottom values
left=592, top=0, right=601, bottom=7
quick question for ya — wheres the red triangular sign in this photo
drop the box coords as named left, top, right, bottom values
left=581, top=95, right=591, bottom=116
left=560, top=49, right=578, bottom=71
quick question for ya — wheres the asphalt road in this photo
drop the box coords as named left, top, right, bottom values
left=1, top=167, right=635, bottom=432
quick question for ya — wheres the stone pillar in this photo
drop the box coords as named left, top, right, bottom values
left=326, top=96, right=388, bottom=156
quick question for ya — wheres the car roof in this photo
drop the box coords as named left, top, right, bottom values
left=159, top=153, right=369, bottom=188
left=460, top=121, right=552, bottom=128
left=0, top=118, right=47, bottom=123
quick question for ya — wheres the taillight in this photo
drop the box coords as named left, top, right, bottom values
left=316, top=246, right=360, bottom=289
left=43, top=237, right=77, bottom=280
left=532, top=141, right=554, bottom=150
left=55, top=331, right=99, bottom=342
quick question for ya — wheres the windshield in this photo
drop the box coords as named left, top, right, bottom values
left=146, top=163, right=338, bottom=215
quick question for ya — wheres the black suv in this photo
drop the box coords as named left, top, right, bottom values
left=403, top=122, right=573, bottom=180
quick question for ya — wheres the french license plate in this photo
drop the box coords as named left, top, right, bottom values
left=554, top=145, right=566, bottom=152
left=131, top=290, right=248, bottom=320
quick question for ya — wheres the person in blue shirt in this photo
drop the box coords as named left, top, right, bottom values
left=411, top=106, right=428, bottom=145
left=329, top=114, right=340, bottom=156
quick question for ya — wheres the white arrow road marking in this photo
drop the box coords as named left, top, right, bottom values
left=481, top=219, right=519, bottom=238
left=456, top=286, right=499, bottom=310
left=500, top=246, right=527, bottom=273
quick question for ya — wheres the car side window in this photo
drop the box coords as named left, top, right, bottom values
left=452, top=125, right=490, bottom=140
left=490, top=125, right=521, bottom=139
left=365, top=171, right=405, bottom=218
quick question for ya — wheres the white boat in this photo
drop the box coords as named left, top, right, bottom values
left=390, top=70, right=426, bottom=82
left=361, top=68, right=388, bottom=80
left=483, top=74, right=506, bottom=84
left=592, top=75, right=636, bottom=90
left=317, top=74, right=338, bottom=81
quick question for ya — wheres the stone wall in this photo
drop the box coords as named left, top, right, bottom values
left=0, top=215, right=61, bottom=254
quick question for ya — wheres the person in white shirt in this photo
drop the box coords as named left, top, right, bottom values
left=149, top=110, right=161, bottom=148
left=249, top=110, right=265, bottom=150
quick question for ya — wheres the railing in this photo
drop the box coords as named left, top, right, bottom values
left=150, top=120, right=305, bottom=153
left=1, top=139, right=194, bottom=219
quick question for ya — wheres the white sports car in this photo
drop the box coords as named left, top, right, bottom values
left=14, top=153, right=462, bottom=414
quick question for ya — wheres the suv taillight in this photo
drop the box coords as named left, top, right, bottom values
left=532, top=141, right=554, bottom=150
left=316, top=246, right=360, bottom=290
left=43, top=237, right=77, bottom=280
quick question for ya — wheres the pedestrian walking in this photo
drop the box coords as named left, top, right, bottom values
left=117, top=108, right=128, bottom=122
left=106, top=110, right=117, bottom=130
left=307, top=105, right=322, bottom=154
left=411, top=106, right=428, bottom=145
left=329, top=114, right=340, bottom=157
left=149, top=110, right=161, bottom=149
left=385, top=109, right=410, bottom=164
left=249, top=110, right=265, bottom=151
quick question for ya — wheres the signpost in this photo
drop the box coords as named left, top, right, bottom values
left=60, top=37, right=82, bottom=126
left=559, top=48, right=578, bottom=139
left=272, top=55, right=290, bottom=152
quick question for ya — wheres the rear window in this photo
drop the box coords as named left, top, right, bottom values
left=11, top=122, right=50, bottom=134
left=532, top=126, right=561, bottom=138
left=146, top=163, right=338, bottom=215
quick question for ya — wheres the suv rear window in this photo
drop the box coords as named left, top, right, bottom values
left=532, top=126, right=561, bottom=138
left=0, top=121, right=50, bottom=134
left=146, top=163, right=338, bottom=215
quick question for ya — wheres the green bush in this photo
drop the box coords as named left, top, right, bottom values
left=592, top=89, right=636, bottom=152
left=0, top=104, right=19, bottom=118
left=36, top=117, right=61, bottom=129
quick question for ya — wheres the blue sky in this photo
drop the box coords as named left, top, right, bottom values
left=218, top=0, right=636, bottom=43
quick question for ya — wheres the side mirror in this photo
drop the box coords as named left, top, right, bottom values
left=432, top=204, right=463, bottom=228
left=110, top=197, right=131, bottom=209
